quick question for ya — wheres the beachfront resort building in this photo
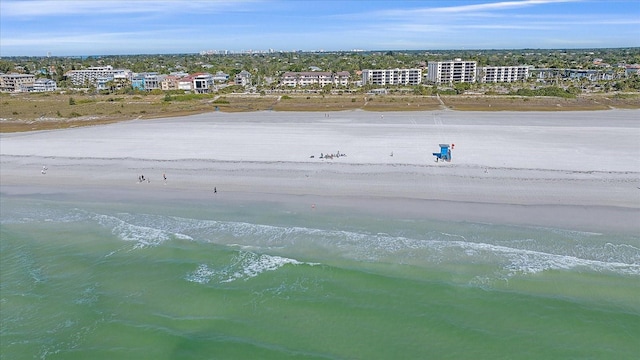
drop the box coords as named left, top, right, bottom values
left=361, top=68, right=422, bottom=86
left=281, top=72, right=332, bottom=87
left=0, top=73, right=36, bottom=92
left=427, top=59, right=477, bottom=84
left=281, top=71, right=351, bottom=87
left=478, top=66, right=530, bottom=83
left=65, top=66, right=132, bottom=86
left=530, top=68, right=619, bottom=83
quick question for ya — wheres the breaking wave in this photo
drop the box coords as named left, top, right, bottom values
left=185, top=251, right=314, bottom=284
left=94, top=214, right=193, bottom=249
left=174, top=218, right=640, bottom=277
left=4, top=203, right=638, bottom=278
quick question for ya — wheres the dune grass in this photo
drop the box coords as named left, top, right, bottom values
left=1, top=92, right=638, bottom=133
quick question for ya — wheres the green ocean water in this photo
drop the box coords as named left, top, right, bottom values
left=1, top=194, right=639, bottom=359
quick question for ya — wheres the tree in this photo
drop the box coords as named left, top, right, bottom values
left=453, top=82, right=471, bottom=94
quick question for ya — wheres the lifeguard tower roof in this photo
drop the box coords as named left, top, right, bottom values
left=439, top=144, right=450, bottom=148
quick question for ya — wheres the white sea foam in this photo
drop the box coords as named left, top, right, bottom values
left=94, top=214, right=192, bottom=249
left=185, top=264, right=216, bottom=284
left=181, top=219, right=640, bottom=277
left=185, top=251, right=313, bottom=284
left=87, top=212, right=640, bottom=278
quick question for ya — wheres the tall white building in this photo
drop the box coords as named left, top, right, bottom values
left=427, top=59, right=477, bottom=84
left=361, top=68, right=422, bottom=86
left=479, top=66, right=529, bottom=83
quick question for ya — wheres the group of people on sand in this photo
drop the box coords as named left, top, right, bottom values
left=138, top=173, right=168, bottom=184
left=313, top=151, right=346, bottom=160
left=138, top=174, right=150, bottom=183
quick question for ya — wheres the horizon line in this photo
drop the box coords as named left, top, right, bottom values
left=2, top=46, right=639, bottom=59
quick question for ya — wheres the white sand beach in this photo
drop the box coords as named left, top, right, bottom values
left=1, top=109, right=639, bottom=233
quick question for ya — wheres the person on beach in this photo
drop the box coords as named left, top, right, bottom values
left=163, top=173, right=167, bottom=184
left=214, top=187, right=217, bottom=194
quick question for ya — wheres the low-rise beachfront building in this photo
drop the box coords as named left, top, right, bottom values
left=280, top=71, right=351, bottom=87
left=161, top=75, right=180, bottom=91
left=132, top=73, right=162, bottom=91
left=334, top=71, right=351, bottom=86
left=567, top=69, right=615, bottom=81
left=530, top=68, right=563, bottom=82
left=478, top=66, right=529, bottom=83
left=96, top=77, right=111, bottom=91
left=32, top=78, right=57, bottom=92
left=427, top=59, right=477, bottom=84
left=235, top=70, right=252, bottom=86
left=178, top=76, right=194, bottom=91
left=361, top=68, right=422, bottom=86
left=531, top=68, right=619, bottom=83
left=193, top=73, right=214, bottom=93
left=625, top=64, right=640, bottom=77
left=95, top=71, right=131, bottom=92
left=0, top=73, right=36, bottom=92
left=281, top=71, right=333, bottom=87
left=65, top=66, right=132, bottom=86
left=212, top=71, right=230, bottom=83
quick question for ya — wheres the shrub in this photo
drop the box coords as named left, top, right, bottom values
left=511, top=86, right=575, bottom=98
left=212, top=98, right=230, bottom=104
left=170, top=93, right=214, bottom=102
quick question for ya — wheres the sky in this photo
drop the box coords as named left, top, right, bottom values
left=1, top=0, right=639, bottom=56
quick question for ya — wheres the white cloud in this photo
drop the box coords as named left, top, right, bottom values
left=1, top=0, right=259, bottom=17
left=427, top=0, right=583, bottom=13
left=362, top=0, right=584, bottom=19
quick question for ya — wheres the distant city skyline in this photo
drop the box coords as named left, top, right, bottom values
left=1, top=0, right=639, bottom=57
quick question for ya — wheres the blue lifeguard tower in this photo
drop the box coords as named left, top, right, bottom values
left=432, top=144, right=452, bottom=162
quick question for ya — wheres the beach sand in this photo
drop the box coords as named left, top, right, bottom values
left=1, top=109, right=639, bottom=234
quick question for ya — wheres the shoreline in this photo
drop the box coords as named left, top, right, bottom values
left=2, top=183, right=638, bottom=235
left=2, top=109, right=639, bottom=235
